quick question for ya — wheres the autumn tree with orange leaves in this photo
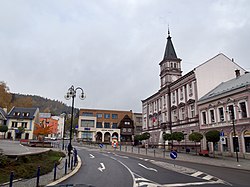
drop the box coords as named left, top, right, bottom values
left=33, top=123, right=52, bottom=141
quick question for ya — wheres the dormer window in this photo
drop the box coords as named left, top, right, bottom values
left=14, top=112, right=20, bottom=116
left=22, top=112, right=30, bottom=117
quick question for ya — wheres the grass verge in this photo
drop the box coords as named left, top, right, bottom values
left=0, top=150, right=65, bottom=184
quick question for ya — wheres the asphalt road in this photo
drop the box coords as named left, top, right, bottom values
left=59, top=146, right=246, bottom=187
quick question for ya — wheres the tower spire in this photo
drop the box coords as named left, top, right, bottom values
left=168, top=24, right=170, bottom=37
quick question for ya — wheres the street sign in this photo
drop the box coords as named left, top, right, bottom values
left=220, top=136, right=226, bottom=144
left=99, top=144, right=104, bottom=148
left=170, top=151, right=178, bottom=159
left=220, top=131, right=224, bottom=137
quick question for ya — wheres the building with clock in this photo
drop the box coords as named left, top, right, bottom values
left=142, top=30, right=246, bottom=149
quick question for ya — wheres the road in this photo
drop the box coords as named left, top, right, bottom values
left=59, top=146, right=250, bottom=187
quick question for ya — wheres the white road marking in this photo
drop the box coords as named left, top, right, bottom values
left=161, top=181, right=223, bottom=187
left=191, top=171, right=203, bottom=177
left=112, top=153, right=128, bottom=159
left=138, top=163, right=157, bottom=172
left=202, top=175, right=213, bottom=180
left=98, top=163, right=105, bottom=172
left=89, top=154, right=95, bottom=159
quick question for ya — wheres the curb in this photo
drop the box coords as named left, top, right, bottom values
left=46, top=155, right=82, bottom=186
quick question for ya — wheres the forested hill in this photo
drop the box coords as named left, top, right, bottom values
left=11, top=93, right=78, bottom=116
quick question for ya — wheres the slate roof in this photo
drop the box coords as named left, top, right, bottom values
left=0, top=108, right=7, bottom=120
left=199, top=72, right=250, bottom=101
left=7, top=107, right=38, bottom=120
left=163, top=34, right=178, bottom=60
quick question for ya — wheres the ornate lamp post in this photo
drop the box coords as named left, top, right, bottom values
left=61, top=113, right=67, bottom=150
left=226, top=105, right=241, bottom=162
left=65, top=85, right=86, bottom=165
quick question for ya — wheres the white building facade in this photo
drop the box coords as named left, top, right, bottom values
left=142, top=31, right=246, bottom=149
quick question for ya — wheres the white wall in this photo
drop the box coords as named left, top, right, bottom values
left=195, top=53, right=246, bottom=99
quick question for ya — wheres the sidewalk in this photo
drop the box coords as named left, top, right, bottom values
left=83, top=143, right=250, bottom=171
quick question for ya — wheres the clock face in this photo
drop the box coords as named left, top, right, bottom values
left=172, top=76, right=177, bottom=81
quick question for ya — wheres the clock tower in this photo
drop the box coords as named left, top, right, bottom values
left=159, top=29, right=182, bottom=88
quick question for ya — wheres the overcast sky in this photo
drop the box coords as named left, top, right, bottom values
left=0, top=0, right=249, bottom=113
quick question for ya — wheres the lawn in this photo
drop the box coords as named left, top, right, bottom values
left=0, top=150, right=65, bottom=184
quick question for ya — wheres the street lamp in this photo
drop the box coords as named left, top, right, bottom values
left=61, top=113, right=67, bottom=150
left=65, top=85, right=86, bottom=166
left=226, top=105, right=241, bottom=162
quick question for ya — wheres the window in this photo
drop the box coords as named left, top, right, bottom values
left=222, top=137, right=228, bottom=152
left=80, top=120, right=94, bottom=127
left=202, top=111, right=207, bottom=124
left=104, top=122, right=110, bottom=128
left=180, top=107, right=185, bottom=120
left=22, top=112, right=30, bottom=117
left=136, top=117, right=142, bottom=123
left=233, top=137, right=239, bottom=152
left=189, top=83, right=193, bottom=95
left=210, top=110, right=215, bottom=123
left=127, top=128, right=132, bottom=133
left=96, top=122, right=102, bottom=128
left=228, top=105, right=235, bottom=120
left=172, top=110, right=177, bottom=122
left=124, top=121, right=130, bottom=125
left=112, top=123, right=118, bottom=129
left=104, top=114, right=110, bottom=119
left=12, top=122, right=18, bottom=128
left=82, top=112, right=93, bottom=117
left=218, top=107, right=224, bottom=122
left=21, top=122, right=27, bottom=128
left=190, top=104, right=195, bottom=118
left=239, top=102, right=247, bottom=118
left=180, top=88, right=183, bottom=100
left=245, top=136, right=250, bottom=153
left=174, top=63, right=177, bottom=68
left=96, top=113, right=102, bottom=118
left=13, top=112, right=20, bottom=116
left=172, top=92, right=175, bottom=103
left=214, top=142, right=219, bottom=151
left=122, top=128, right=126, bottom=132
left=112, top=114, right=118, bottom=119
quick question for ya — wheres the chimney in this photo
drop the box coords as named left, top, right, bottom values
left=3, top=108, right=7, bottom=113
left=235, top=69, right=240, bottom=78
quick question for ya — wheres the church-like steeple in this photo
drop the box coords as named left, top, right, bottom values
left=159, top=28, right=182, bottom=88
left=163, top=28, right=178, bottom=61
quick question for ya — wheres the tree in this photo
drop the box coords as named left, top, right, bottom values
left=12, top=97, right=33, bottom=108
left=189, top=132, right=203, bottom=154
left=205, top=130, right=220, bottom=157
left=0, top=125, right=8, bottom=139
left=141, top=132, right=150, bottom=141
left=0, top=81, right=12, bottom=109
left=163, top=133, right=172, bottom=141
left=172, top=132, right=184, bottom=152
left=33, top=123, right=52, bottom=141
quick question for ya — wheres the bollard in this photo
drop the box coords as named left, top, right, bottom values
left=163, top=150, right=165, bottom=158
left=132, top=146, right=133, bottom=153
left=120, top=144, right=121, bottom=151
left=154, top=149, right=155, bottom=157
left=65, top=159, right=68, bottom=175
left=9, top=171, right=14, bottom=187
left=126, top=146, right=127, bottom=152
left=138, top=147, right=140, bottom=154
left=71, top=156, right=73, bottom=170
left=146, top=148, right=147, bottom=155
left=36, top=166, right=40, bottom=187
left=53, top=162, right=57, bottom=181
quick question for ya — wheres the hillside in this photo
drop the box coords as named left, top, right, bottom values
left=11, top=93, right=78, bottom=116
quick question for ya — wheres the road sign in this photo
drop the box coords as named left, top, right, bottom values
left=170, top=151, right=177, bottom=159
left=220, top=136, right=226, bottom=144
left=220, top=131, right=224, bottom=136
left=99, top=144, right=104, bottom=148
